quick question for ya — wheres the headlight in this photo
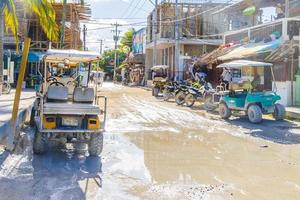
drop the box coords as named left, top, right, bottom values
left=62, top=117, right=79, bottom=127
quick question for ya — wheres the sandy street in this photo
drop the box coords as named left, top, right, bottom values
left=0, top=82, right=300, bottom=200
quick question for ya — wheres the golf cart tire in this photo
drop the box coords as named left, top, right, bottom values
left=30, top=106, right=36, bottom=127
left=33, top=128, right=48, bottom=154
left=88, top=132, right=103, bottom=157
left=273, top=103, right=285, bottom=120
left=175, top=91, right=186, bottom=105
left=185, top=93, right=195, bottom=107
left=219, top=102, right=231, bottom=119
left=153, top=87, right=160, bottom=97
left=247, top=104, right=262, bottom=123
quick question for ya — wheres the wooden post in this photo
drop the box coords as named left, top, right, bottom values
left=6, top=38, right=31, bottom=151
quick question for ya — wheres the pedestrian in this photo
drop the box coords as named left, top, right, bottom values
left=221, top=68, right=232, bottom=89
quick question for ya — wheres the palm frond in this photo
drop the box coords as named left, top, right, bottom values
left=2, top=0, right=19, bottom=50
left=23, top=0, right=59, bottom=41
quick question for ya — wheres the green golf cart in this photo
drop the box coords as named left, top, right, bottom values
left=217, top=60, right=285, bottom=123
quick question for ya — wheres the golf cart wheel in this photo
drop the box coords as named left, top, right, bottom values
left=247, top=105, right=262, bottom=123
left=204, top=94, right=217, bottom=111
left=219, top=102, right=231, bottom=119
left=175, top=91, right=186, bottom=105
left=273, top=103, right=285, bottom=120
left=30, top=106, right=36, bottom=127
left=185, top=93, right=195, bottom=107
left=153, top=87, right=160, bottom=97
left=33, top=127, right=48, bottom=154
left=163, top=88, right=171, bottom=101
left=88, top=132, right=103, bottom=156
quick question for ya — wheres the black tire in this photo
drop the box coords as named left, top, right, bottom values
left=30, top=106, right=36, bottom=127
left=273, top=103, right=285, bottom=120
left=163, top=88, right=171, bottom=101
left=219, top=102, right=231, bottom=119
left=204, top=94, right=217, bottom=111
left=88, top=133, right=103, bottom=156
left=153, top=87, right=160, bottom=97
left=33, top=127, right=48, bottom=154
left=2, top=82, right=11, bottom=94
left=247, top=104, right=262, bottom=123
left=175, top=91, right=186, bottom=105
left=185, top=93, right=195, bottom=107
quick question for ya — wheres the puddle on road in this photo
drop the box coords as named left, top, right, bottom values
left=103, top=85, right=300, bottom=200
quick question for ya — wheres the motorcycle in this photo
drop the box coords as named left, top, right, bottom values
left=184, top=81, right=213, bottom=107
left=174, top=83, right=190, bottom=105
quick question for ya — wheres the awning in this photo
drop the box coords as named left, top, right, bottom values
left=44, top=49, right=101, bottom=64
left=217, top=60, right=273, bottom=69
left=28, top=52, right=45, bottom=62
left=218, top=39, right=281, bottom=61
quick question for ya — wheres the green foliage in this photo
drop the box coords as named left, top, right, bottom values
left=1, top=0, right=59, bottom=43
left=120, top=28, right=135, bottom=51
left=98, top=49, right=127, bottom=70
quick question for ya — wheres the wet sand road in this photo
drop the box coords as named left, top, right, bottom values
left=0, top=82, right=300, bottom=200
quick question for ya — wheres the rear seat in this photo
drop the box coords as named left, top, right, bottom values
left=47, top=86, right=69, bottom=101
left=73, top=87, right=95, bottom=103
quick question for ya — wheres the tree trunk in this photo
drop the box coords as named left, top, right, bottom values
left=0, top=9, right=4, bottom=95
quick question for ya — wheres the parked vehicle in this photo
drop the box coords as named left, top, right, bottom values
left=151, top=65, right=169, bottom=97
left=2, top=81, right=11, bottom=94
left=31, top=49, right=107, bottom=156
left=175, top=83, right=190, bottom=105
left=215, top=60, right=285, bottom=123
left=163, top=81, right=180, bottom=101
left=184, top=81, right=213, bottom=107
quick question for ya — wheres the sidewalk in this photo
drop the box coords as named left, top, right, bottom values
left=286, top=107, right=300, bottom=120
left=0, top=89, right=36, bottom=143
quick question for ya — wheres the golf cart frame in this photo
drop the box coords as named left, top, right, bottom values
left=205, top=60, right=285, bottom=123
left=32, top=49, right=107, bottom=156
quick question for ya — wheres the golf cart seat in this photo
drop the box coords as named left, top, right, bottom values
left=47, top=86, right=68, bottom=101
left=73, top=87, right=95, bottom=103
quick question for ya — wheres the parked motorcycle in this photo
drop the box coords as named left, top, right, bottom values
left=175, top=84, right=190, bottom=105
left=184, top=82, right=213, bottom=107
left=162, top=81, right=180, bottom=101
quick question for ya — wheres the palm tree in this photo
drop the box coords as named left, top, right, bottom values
left=0, top=0, right=59, bottom=94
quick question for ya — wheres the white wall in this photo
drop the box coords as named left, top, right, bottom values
left=273, top=81, right=296, bottom=106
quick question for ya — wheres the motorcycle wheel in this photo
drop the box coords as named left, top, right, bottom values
left=185, top=93, right=195, bottom=107
left=175, top=91, right=186, bottom=105
left=163, top=88, right=171, bottom=101
left=2, top=82, right=11, bottom=94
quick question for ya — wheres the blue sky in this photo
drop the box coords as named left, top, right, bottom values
left=84, top=0, right=154, bottom=51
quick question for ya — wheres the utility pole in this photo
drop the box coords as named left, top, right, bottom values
left=83, top=24, right=87, bottom=51
left=285, top=0, right=289, bottom=18
left=175, top=0, right=181, bottom=80
left=111, top=22, right=121, bottom=80
left=153, top=0, right=158, bottom=68
left=60, top=0, right=67, bottom=48
left=0, top=9, right=4, bottom=95
left=99, top=39, right=104, bottom=55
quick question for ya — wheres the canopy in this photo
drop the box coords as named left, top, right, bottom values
left=44, top=49, right=101, bottom=64
left=218, top=39, right=281, bottom=61
left=28, top=52, right=45, bottom=62
left=217, top=60, right=273, bottom=69
left=151, top=65, right=169, bottom=71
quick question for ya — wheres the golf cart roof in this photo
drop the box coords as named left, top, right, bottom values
left=217, top=60, right=273, bottom=69
left=44, top=49, right=101, bottom=64
left=151, top=65, right=169, bottom=71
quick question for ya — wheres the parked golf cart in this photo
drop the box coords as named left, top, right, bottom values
left=151, top=65, right=169, bottom=97
left=31, top=49, right=107, bottom=156
left=206, top=60, right=285, bottom=123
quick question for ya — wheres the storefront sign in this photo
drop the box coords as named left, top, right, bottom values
left=132, top=28, right=146, bottom=55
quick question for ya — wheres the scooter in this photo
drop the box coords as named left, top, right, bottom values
left=163, top=81, right=180, bottom=101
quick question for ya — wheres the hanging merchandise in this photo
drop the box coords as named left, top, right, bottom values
left=243, top=5, right=256, bottom=16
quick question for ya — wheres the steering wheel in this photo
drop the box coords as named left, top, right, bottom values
left=49, top=81, right=65, bottom=87
left=46, top=77, right=58, bottom=82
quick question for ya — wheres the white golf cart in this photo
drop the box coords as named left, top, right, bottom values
left=32, top=49, right=107, bottom=156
